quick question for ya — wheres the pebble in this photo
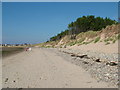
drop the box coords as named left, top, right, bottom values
left=58, top=48, right=118, bottom=87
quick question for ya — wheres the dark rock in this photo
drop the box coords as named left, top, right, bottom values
left=77, top=55, right=88, bottom=58
left=71, top=54, right=77, bottom=57
left=106, top=62, right=117, bottom=66
left=83, top=61, right=89, bottom=64
left=5, top=78, right=8, bottom=83
left=95, top=59, right=101, bottom=62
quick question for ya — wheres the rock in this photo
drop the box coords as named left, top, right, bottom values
left=106, top=62, right=117, bottom=66
left=5, top=78, right=8, bottom=83
left=95, top=59, right=101, bottom=62
left=59, top=49, right=118, bottom=86
left=71, top=54, right=77, bottom=57
left=83, top=61, right=89, bottom=64
left=105, top=73, right=110, bottom=76
left=77, top=54, right=88, bottom=58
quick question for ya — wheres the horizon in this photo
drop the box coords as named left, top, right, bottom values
left=2, top=2, right=118, bottom=44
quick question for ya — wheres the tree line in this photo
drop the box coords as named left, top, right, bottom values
left=50, top=15, right=118, bottom=41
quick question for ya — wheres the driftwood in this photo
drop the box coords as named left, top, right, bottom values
left=62, top=50, right=118, bottom=67
left=106, top=62, right=118, bottom=66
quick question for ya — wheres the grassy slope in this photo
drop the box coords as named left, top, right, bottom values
left=35, top=24, right=120, bottom=48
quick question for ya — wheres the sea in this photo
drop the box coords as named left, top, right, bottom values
left=1, top=47, right=24, bottom=58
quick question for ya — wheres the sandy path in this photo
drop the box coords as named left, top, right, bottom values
left=2, top=48, right=115, bottom=88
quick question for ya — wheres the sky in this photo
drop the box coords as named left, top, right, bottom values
left=2, top=2, right=118, bottom=44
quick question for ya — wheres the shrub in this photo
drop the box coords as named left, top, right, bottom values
left=82, top=40, right=94, bottom=45
left=118, top=34, right=120, bottom=39
left=68, top=41, right=76, bottom=46
left=85, top=31, right=98, bottom=38
left=105, top=42, right=110, bottom=45
left=77, top=38, right=85, bottom=44
left=113, top=40, right=116, bottom=43
left=94, top=37, right=100, bottom=43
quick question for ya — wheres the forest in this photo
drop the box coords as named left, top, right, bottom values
left=50, top=15, right=118, bottom=41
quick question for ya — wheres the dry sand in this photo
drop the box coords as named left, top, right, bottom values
left=2, top=48, right=116, bottom=88
left=67, top=41, right=119, bottom=54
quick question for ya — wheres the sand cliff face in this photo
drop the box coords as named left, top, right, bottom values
left=39, top=24, right=119, bottom=54
left=57, top=24, right=119, bottom=46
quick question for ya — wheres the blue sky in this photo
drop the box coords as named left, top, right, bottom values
left=2, top=2, right=118, bottom=44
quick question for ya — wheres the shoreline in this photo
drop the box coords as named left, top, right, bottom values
left=2, top=48, right=116, bottom=88
left=2, top=47, right=25, bottom=58
left=59, top=48, right=118, bottom=87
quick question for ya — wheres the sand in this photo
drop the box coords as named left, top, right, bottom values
left=2, top=47, right=116, bottom=88
left=67, top=41, right=119, bottom=54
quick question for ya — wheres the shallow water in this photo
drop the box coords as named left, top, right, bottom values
left=2, top=47, right=24, bottom=58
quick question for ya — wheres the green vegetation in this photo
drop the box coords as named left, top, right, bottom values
left=50, top=15, right=117, bottom=42
left=103, top=35, right=119, bottom=44
left=105, top=42, right=110, bottom=45
left=94, top=37, right=100, bottom=43
left=84, top=31, right=98, bottom=38
left=67, top=41, right=77, bottom=46
left=117, top=34, right=120, bottom=39
left=77, top=37, right=85, bottom=44
left=38, top=15, right=119, bottom=48
left=112, top=40, right=116, bottom=43
left=104, top=37, right=114, bottom=42
left=50, top=30, right=69, bottom=41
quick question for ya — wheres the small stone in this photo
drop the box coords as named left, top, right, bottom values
left=18, top=88, right=23, bottom=90
left=106, top=62, right=117, bottom=66
left=83, top=61, right=89, bottom=64
left=105, top=73, right=110, bottom=76
left=95, top=59, right=101, bottom=62
left=5, top=78, right=8, bottom=83
left=71, top=54, right=77, bottom=57
left=109, top=62, right=117, bottom=66
left=77, top=54, right=88, bottom=58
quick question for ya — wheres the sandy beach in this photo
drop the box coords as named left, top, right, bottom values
left=2, top=47, right=116, bottom=88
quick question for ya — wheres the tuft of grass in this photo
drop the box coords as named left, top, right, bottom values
left=104, top=39, right=108, bottom=42
left=117, top=34, right=120, bottom=39
left=83, top=42, right=89, bottom=45
left=105, top=42, right=110, bottom=45
left=68, top=41, right=77, bottom=46
left=77, top=38, right=85, bottom=44
left=108, top=38, right=114, bottom=41
left=84, top=31, right=98, bottom=38
left=82, top=40, right=94, bottom=45
left=94, top=37, right=100, bottom=43
left=112, top=40, right=116, bottom=43
left=104, top=37, right=114, bottom=42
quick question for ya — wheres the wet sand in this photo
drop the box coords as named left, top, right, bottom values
left=2, top=47, right=24, bottom=58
